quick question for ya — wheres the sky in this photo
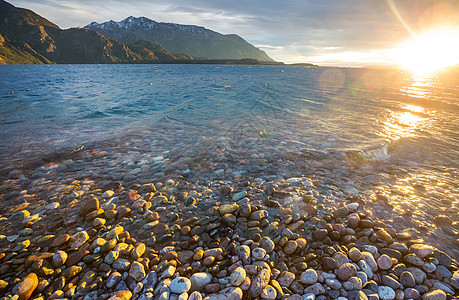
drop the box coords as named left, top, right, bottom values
left=8, top=0, right=459, bottom=66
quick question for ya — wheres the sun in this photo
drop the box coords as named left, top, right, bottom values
left=393, top=28, right=459, bottom=75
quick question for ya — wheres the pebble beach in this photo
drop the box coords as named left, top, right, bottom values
left=0, top=121, right=458, bottom=300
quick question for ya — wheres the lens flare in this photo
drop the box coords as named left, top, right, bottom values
left=393, top=28, right=459, bottom=75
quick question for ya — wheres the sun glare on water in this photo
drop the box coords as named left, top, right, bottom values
left=394, top=29, right=459, bottom=75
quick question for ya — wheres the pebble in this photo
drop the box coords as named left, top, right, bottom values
left=170, top=277, right=191, bottom=294
left=337, top=263, right=357, bottom=281
left=410, top=244, right=435, bottom=258
left=300, top=269, right=318, bottom=285
left=252, top=248, right=266, bottom=260
left=325, top=279, right=342, bottom=290
left=343, top=276, right=362, bottom=290
left=12, top=273, right=38, bottom=300
left=190, top=273, right=212, bottom=292
left=421, top=289, right=447, bottom=300
left=377, top=254, right=392, bottom=270
left=303, top=283, right=326, bottom=296
left=277, top=271, right=295, bottom=287
left=229, top=267, right=246, bottom=286
left=260, top=285, right=277, bottom=300
left=129, top=261, right=146, bottom=281
left=349, top=247, right=363, bottom=262
left=52, top=250, right=67, bottom=267
left=378, top=286, right=396, bottom=300
left=248, top=268, right=270, bottom=298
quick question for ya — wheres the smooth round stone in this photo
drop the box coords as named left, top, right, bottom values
left=404, top=254, right=424, bottom=267
left=229, top=267, right=246, bottom=286
left=325, top=279, right=342, bottom=290
left=188, top=291, right=203, bottom=300
left=409, top=244, right=435, bottom=258
left=435, top=265, right=452, bottom=279
left=399, top=271, right=415, bottom=288
left=301, top=269, right=318, bottom=285
left=348, top=213, right=360, bottom=228
left=170, top=277, right=191, bottom=294
left=68, top=231, right=89, bottom=249
left=260, top=237, right=275, bottom=254
left=356, top=271, right=368, bottom=286
left=381, top=275, right=400, bottom=290
left=322, top=257, right=338, bottom=271
left=312, top=229, right=328, bottom=240
left=337, top=263, right=357, bottom=281
left=283, top=240, right=298, bottom=255
left=252, top=248, right=266, bottom=261
left=107, top=272, right=123, bottom=289
left=349, top=247, right=363, bottom=262
left=333, top=252, right=349, bottom=267
left=378, top=254, right=392, bottom=270
left=343, top=277, right=362, bottom=291
left=105, top=251, right=119, bottom=265
left=93, top=217, right=106, bottom=228
left=12, top=273, right=38, bottom=300
left=404, top=288, right=420, bottom=299
left=277, top=271, right=295, bottom=287
left=52, top=250, right=67, bottom=267
left=260, top=285, right=277, bottom=300
left=421, top=289, right=447, bottom=300
left=190, top=273, right=212, bottom=292
left=235, top=245, right=251, bottom=265
left=422, top=263, right=437, bottom=273
left=129, top=261, right=146, bottom=281
left=303, top=283, right=326, bottom=296
left=378, top=286, right=396, bottom=300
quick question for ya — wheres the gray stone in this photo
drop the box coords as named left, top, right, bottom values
left=343, top=277, right=362, bottom=291
left=129, top=261, right=146, bottom=281
left=190, top=273, right=212, bottom=292
left=277, top=271, right=295, bottom=287
left=325, top=279, right=342, bottom=290
left=229, top=267, right=246, bottom=287
left=381, top=275, right=400, bottom=289
left=377, top=286, right=395, bottom=300
left=248, top=268, right=270, bottom=298
left=235, top=245, right=251, bottom=265
left=107, top=272, right=123, bottom=289
left=421, top=290, right=446, bottom=300
left=303, top=283, right=326, bottom=296
left=170, top=277, right=191, bottom=294
left=300, top=269, right=318, bottom=285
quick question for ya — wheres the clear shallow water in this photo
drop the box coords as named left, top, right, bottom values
left=0, top=65, right=458, bottom=241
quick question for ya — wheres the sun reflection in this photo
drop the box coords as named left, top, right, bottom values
left=400, top=73, right=434, bottom=99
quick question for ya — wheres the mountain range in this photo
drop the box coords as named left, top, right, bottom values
left=84, top=17, right=273, bottom=61
left=0, top=0, right=274, bottom=64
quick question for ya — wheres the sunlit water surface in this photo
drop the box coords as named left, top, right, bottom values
left=0, top=64, right=458, bottom=247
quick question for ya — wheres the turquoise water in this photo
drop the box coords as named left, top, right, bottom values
left=0, top=65, right=458, bottom=232
left=1, top=65, right=458, bottom=164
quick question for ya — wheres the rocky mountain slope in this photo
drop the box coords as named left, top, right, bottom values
left=0, top=0, right=191, bottom=64
left=84, top=16, right=273, bottom=61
